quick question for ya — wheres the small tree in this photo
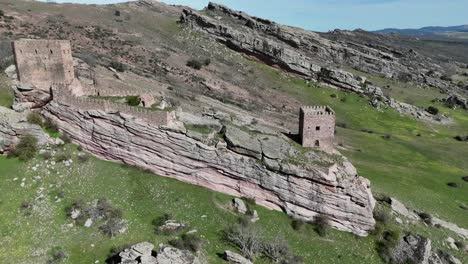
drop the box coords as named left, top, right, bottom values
left=186, top=59, right=203, bottom=70
left=109, top=61, right=125, bottom=72
left=12, top=135, right=38, bottom=161
left=314, top=214, right=330, bottom=237
left=223, top=224, right=262, bottom=260
left=114, top=10, right=121, bottom=16
left=426, top=106, right=439, bottom=115
left=261, top=236, right=290, bottom=262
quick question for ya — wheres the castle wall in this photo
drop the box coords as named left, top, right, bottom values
left=12, top=39, right=74, bottom=90
left=300, top=106, right=335, bottom=153
left=52, top=86, right=173, bottom=126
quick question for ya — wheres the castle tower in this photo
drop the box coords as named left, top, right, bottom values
left=12, top=39, right=75, bottom=90
left=299, top=106, right=335, bottom=153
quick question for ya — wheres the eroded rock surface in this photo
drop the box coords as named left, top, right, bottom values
left=43, top=101, right=376, bottom=235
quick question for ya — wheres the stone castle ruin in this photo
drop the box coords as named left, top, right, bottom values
left=12, top=39, right=75, bottom=90
left=299, top=106, right=335, bottom=153
left=12, top=39, right=172, bottom=126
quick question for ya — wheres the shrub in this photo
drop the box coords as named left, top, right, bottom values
left=186, top=59, right=203, bottom=70
left=330, top=94, right=337, bottom=98
left=20, top=200, right=33, bottom=216
left=261, top=237, right=290, bottom=262
left=291, top=218, right=306, bottom=231
left=60, top=134, right=71, bottom=144
left=126, top=96, right=140, bottom=106
left=43, top=118, right=59, bottom=133
left=55, top=152, right=71, bottom=162
left=203, top=58, right=211, bottom=66
left=41, top=151, right=52, bottom=160
left=418, top=212, right=432, bottom=225
left=99, top=218, right=125, bottom=238
left=462, top=176, right=468, bottom=182
left=109, top=61, right=125, bottom=72
left=336, top=122, right=347, bottom=128
left=47, top=247, right=67, bottom=264
left=373, top=207, right=392, bottom=225
left=314, top=214, right=330, bottom=237
left=454, top=241, right=465, bottom=250
left=114, top=10, right=121, bottom=16
left=152, top=213, right=172, bottom=228
left=441, top=75, right=451, bottom=81
left=77, top=154, right=89, bottom=163
left=376, top=229, right=401, bottom=263
left=223, top=224, right=262, bottom=260
left=447, top=182, right=459, bottom=188
left=0, top=10, right=4, bottom=17
left=426, top=106, right=439, bottom=115
left=454, top=135, right=468, bottom=142
left=382, top=134, right=392, bottom=140
left=27, top=112, right=43, bottom=126
left=12, top=135, right=38, bottom=161
left=361, top=128, right=374, bottom=134
left=169, top=233, right=203, bottom=252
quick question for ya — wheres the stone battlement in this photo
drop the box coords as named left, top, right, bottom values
left=300, top=106, right=335, bottom=115
left=52, top=86, right=174, bottom=126
left=12, top=39, right=74, bottom=90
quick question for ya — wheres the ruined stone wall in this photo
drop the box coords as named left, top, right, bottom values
left=52, top=86, right=173, bottom=126
left=300, top=106, right=335, bottom=153
left=12, top=39, right=74, bottom=90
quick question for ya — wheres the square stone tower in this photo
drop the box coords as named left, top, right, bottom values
left=299, top=106, right=335, bottom=153
left=12, top=39, right=75, bottom=90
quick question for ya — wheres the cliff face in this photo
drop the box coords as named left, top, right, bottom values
left=43, top=101, right=376, bottom=236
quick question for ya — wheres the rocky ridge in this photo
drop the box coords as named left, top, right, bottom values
left=180, top=3, right=456, bottom=123
left=42, top=99, right=376, bottom=236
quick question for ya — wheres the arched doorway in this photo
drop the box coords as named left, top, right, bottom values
left=315, top=140, right=320, bottom=147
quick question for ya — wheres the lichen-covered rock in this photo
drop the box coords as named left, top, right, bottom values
left=157, top=245, right=200, bottom=264
left=223, top=250, right=252, bottom=264
left=43, top=101, right=376, bottom=235
left=0, top=107, right=51, bottom=152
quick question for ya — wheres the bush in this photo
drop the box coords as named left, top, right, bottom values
left=373, top=207, right=392, bottom=225
left=0, top=10, right=4, bottom=17
left=41, top=151, right=52, bottom=160
left=114, top=10, right=121, bottom=16
left=43, top=118, right=59, bottom=133
left=418, top=212, right=432, bottom=225
left=441, top=75, right=451, bottom=81
left=447, top=182, right=459, bottom=188
left=462, top=176, right=468, bottom=182
left=454, top=135, right=468, bottom=142
left=20, top=200, right=33, bottom=216
left=314, top=214, right=330, bottom=237
left=336, top=122, right=347, bottom=128
left=55, top=152, right=71, bottom=162
left=12, top=135, right=38, bottom=161
left=152, top=213, right=172, bottom=228
left=426, top=106, right=439, bottom=115
left=361, top=128, right=374, bottom=134
left=261, top=237, right=290, bottom=262
left=77, top=154, right=89, bottom=163
left=203, top=58, right=211, bottom=66
left=27, top=112, right=43, bottom=126
left=454, top=241, right=465, bottom=250
left=60, top=134, right=71, bottom=144
left=126, top=96, right=140, bottom=106
left=291, top=218, right=306, bottom=231
left=47, top=247, right=67, bottom=264
left=99, top=218, right=125, bottom=238
left=223, top=224, right=262, bottom=260
left=109, top=61, right=125, bottom=72
left=186, top=59, right=203, bottom=70
left=169, top=233, right=203, bottom=252
left=376, top=229, right=401, bottom=263
left=382, top=134, right=392, bottom=140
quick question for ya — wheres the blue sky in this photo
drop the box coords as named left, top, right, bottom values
left=39, top=0, right=468, bottom=32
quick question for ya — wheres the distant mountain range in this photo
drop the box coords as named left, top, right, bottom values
left=374, top=25, right=468, bottom=36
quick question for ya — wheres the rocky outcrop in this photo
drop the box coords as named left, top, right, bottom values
left=0, top=107, right=52, bottom=152
left=43, top=100, right=376, bottom=235
left=180, top=3, right=458, bottom=94
left=117, top=242, right=200, bottom=264
left=389, top=234, right=463, bottom=264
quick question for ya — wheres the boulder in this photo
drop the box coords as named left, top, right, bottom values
left=232, top=198, right=247, bottom=214
left=258, top=135, right=295, bottom=160
left=390, top=234, right=432, bottom=264
left=4, top=65, right=17, bottom=79
left=445, top=237, right=458, bottom=250
left=224, top=125, right=262, bottom=159
left=223, top=250, right=252, bottom=264
left=389, top=197, right=420, bottom=221
left=156, top=246, right=200, bottom=264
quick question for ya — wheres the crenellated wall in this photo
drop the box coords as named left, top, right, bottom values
left=299, top=106, right=336, bottom=153
left=52, top=86, right=174, bottom=126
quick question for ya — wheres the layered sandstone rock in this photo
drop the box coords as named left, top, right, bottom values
left=43, top=100, right=375, bottom=235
